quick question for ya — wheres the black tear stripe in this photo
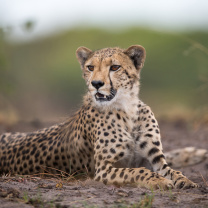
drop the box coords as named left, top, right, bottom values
left=108, top=72, right=117, bottom=96
left=148, top=147, right=159, bottom=156
left=152, top=154, right=165, bottom=164
left=109, top=72, right=113, bottom=89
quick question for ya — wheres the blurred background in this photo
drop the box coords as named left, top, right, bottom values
left=0, top=0, right=208, bottom=126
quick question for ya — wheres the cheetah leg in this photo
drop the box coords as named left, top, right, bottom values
left=164, top=147, right=207, bottom=168
left=93, top=128, right=173, bottom=190
left=94, top=164, right=173, bottom=190
left=135, top=103, right=198, bottom=189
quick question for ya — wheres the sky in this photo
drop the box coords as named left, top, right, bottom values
left=0, top=0, right=208, bottom=41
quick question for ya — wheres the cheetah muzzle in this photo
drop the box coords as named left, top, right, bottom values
left=95, top=88, right=117, bottom=102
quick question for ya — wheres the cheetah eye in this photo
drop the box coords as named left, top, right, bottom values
left=110, top=65, right=120, bottom=71
left=87, top=65, right=94, bottom=72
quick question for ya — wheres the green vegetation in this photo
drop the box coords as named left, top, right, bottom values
left=22, top=190, right=56, bottom=208
left=1, top=28, right=208, bottom=120
left=22, top=192, right=30, bottom=203
left=111, top=191, right=154, bottom=208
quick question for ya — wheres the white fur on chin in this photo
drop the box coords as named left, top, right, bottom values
left=90, top=84, right=140, bottom=118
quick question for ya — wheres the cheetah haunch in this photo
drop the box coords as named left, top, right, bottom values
left=0, top=45, right=207, bottom=190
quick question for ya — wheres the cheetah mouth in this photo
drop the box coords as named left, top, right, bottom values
left=95, top=89, right=117, bottom=102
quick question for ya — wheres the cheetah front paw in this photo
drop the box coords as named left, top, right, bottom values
left=174, top=176, right=198, bottom=189
left=145, top=177, right=174, bottom=190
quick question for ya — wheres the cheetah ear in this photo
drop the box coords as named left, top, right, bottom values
left=124, top=45, right=146, bottom=71
left=76, top=46, right=92, bottom=68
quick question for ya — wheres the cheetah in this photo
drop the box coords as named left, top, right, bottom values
left=0, top=45, right=207, bottom=190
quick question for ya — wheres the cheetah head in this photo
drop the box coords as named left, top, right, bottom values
left=76, top=45, right=146, bottom=107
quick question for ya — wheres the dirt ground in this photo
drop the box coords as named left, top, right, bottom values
left=0, top=119, right=207, bottom=208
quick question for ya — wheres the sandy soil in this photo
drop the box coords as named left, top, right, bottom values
left=0, top=120, right=207, bottom=208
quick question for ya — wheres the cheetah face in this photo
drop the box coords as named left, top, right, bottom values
left=76, top=45, right=146, bottom=107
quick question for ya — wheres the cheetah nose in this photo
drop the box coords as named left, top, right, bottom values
left=91, top=80, right=104, bottom=90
